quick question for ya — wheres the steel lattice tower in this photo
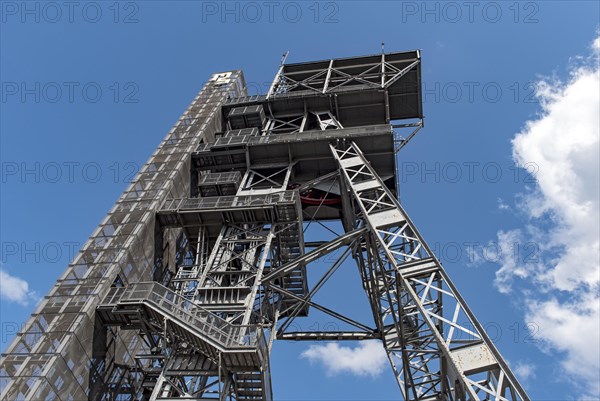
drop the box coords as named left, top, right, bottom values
left=1, top=50, right=531, bottom=401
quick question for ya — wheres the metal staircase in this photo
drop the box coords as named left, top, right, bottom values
left=98, top=282, right=272, bottom=400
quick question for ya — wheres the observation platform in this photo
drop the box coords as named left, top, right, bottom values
left=223, top=50, right=422, bottom=127
left=157, top=191, right=301, bottom=241
left=193, top=124, right=396, bottom=182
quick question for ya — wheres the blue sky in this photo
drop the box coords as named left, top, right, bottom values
left=1, top=1, right=599, bottom=400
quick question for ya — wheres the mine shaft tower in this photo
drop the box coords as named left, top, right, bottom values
left=1, top=50, right=530, bottom=401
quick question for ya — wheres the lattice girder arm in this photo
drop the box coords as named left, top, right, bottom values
left=331, top=141, right=530, bottom=401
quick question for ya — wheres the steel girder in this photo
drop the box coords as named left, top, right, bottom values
left=330, top=141, right=530, bottom=401
left=267, top=54, right=420, bottom=97
left=1, top=51, right=533, bottom=401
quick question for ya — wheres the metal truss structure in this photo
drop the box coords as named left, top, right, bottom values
left=1, top=50, right=530, bottom=401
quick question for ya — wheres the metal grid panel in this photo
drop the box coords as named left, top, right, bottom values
left=0, top=72, right=246, bottom=400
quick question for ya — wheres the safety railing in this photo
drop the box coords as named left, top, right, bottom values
left=223, top=94, right=266, bottom=105
left=101, top=282, right=265, bottom=350
left=197, top=171, right=241, bottom=186
left=160, top=191, right=297, bottom=212
left=196, top=143, right=212, bottom=153
left=223, top=128, right=259, bottom=137
left=213, top=135, right=251, bottom=148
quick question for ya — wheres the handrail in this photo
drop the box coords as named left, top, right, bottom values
left=160, top=191, right=297, bottom=212
left=100, top=282, right=267, bottom=350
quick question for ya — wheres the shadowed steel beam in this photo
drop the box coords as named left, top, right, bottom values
left=262, top=227, right=366, bottom=283
left=278, top=331, right=379, bottom=341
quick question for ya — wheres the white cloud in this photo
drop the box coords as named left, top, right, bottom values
left=497, top=197, right=510, bottom=210
left=494, top=35, right=600, bottom=395
left=301, top=341, right=388, bottom=377
left=513, top=361, right=536, bottom=382
left=0, top=268, right=37, bottom=306
left=527, top=295, right=599, bottom=392
left=493, top=227, right=549, bottom=293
